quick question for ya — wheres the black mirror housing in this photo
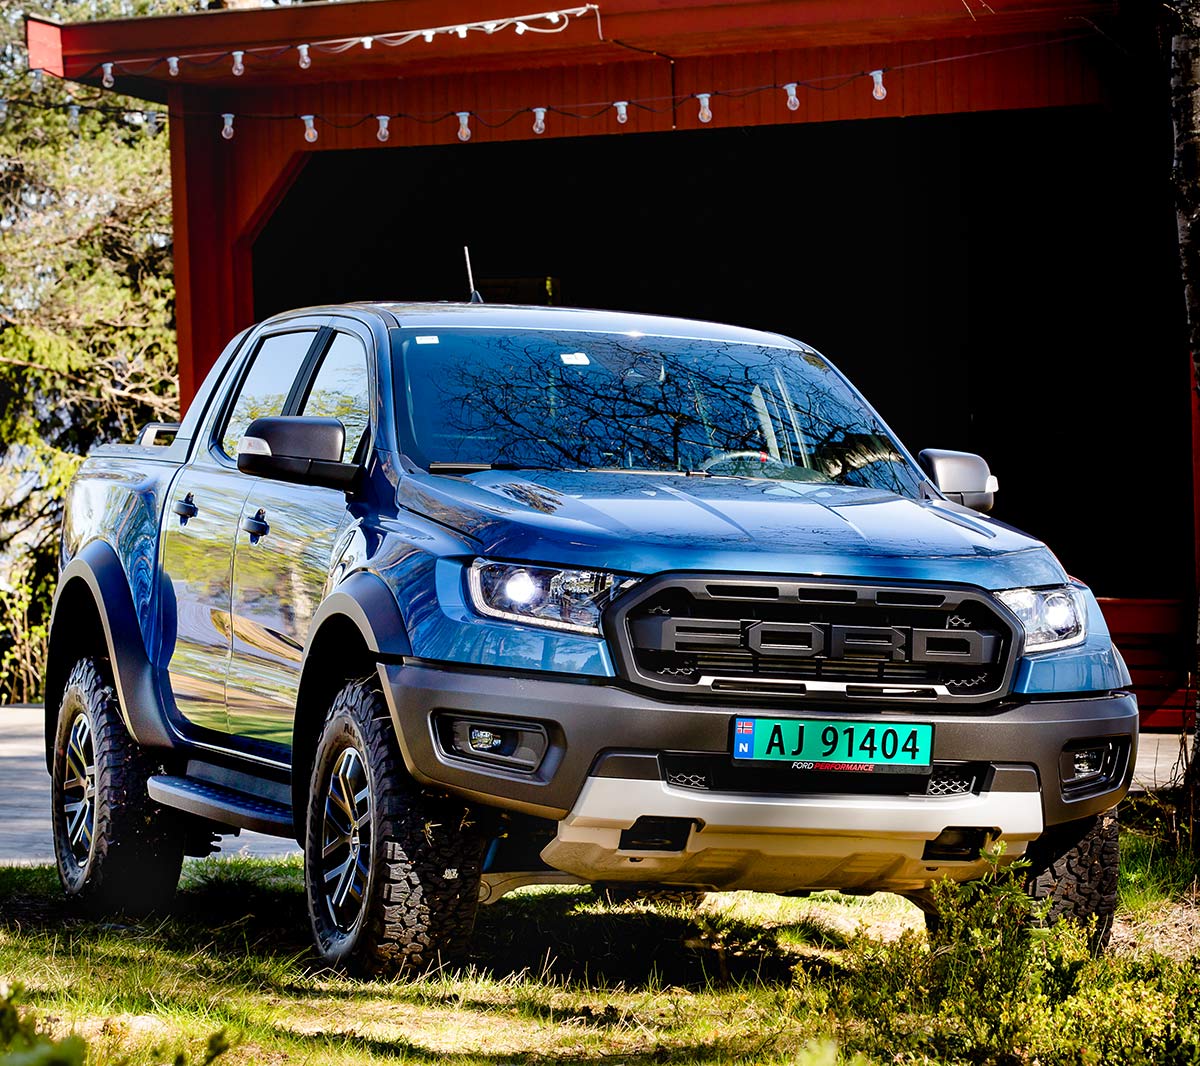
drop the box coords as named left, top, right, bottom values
left=918, top=449, right=998, bottom=513
left=237, top=416, right=360, bottom=490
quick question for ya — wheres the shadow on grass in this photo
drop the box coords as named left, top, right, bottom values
left=0, top=861, right=810, bottom=992
left=266, top=1023, right=777, bottom=1064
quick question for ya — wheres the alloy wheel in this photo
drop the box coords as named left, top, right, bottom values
left=320, top=746, right=372, bottom=932
left=61, top=711, right=96, bottom=865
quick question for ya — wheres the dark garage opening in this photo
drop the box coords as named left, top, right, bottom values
left=254, top=107, right=1190, bottom=602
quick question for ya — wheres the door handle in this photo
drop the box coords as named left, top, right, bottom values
left=240, top=508, right=270, bottom=543
left=172, top=492, right=198, bottom=524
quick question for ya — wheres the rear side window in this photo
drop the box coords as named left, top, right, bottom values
left=219, top=330, right=315, bottom=458
left=301, top=332, right=370, bottom=461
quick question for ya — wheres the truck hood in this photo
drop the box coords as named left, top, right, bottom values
left=397, top=469, right=1067, bottom=588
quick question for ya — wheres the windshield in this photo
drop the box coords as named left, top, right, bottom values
left=396, top=328, right=923, bottom=496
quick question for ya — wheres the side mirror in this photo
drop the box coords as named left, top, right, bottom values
left=237, top=416, right=360, bottom=491
left=918, top=449, right=998, bottom=513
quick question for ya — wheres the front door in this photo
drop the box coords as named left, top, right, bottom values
left=226, top=328, right=373, bottom=745
left=160, top=325, right=321, bottom=734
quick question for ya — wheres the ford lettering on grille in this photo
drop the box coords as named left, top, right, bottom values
left=606, top=576, right=1018, bottom=705
left=630, top=617, right=1000, bottom=666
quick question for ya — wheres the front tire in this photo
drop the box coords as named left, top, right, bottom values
left=51, top=657, right=184, bottom=913
left=1024, top=810, right=1119, bottom=950
left=305, top=678, right=485, bottom=975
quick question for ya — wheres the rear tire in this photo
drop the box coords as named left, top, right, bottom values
left=305, top=678, right=485, bottom=975
left=1023, top=810, right=1119, bottom=951
left=51, top=657, right=185, bottom=914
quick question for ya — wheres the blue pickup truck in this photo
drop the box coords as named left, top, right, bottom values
left=46, top=302, right=1136, bottom=971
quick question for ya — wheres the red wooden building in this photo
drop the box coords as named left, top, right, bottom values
left=26, top=0, right=1194, bottom=727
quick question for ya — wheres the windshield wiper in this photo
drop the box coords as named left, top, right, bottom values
left=585, top=467, right=712, bottom=477
left=426, top=461, right=552, bottom=475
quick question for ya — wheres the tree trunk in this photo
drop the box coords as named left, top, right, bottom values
left=1170, top=29, right=1200, bottom=840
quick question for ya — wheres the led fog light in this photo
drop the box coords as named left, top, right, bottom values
left=438, top=715, right=549, bottom=772
left=1059, top=739, right=1120, bottom=791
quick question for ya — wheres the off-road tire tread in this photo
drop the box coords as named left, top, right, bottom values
left=1024, top=810, right=1119, bottom=950
left=306, top=679, right=484, bottom=976
left=53, top=657, right=184, bottom=913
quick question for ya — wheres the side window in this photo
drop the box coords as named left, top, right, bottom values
left=301, top=332, right=371, bottom=462
left=219, top=330, right=315, bottom=458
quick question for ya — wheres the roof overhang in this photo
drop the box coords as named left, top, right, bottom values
left=27, top=0, right=1117, bottom=104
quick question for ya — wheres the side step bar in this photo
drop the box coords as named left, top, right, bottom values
left=148, top=775, right=294, bottom=837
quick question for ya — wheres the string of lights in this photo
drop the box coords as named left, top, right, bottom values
left=0, top=30, right=1097, bottom=145
left=84, top=4, right=603, bottom=85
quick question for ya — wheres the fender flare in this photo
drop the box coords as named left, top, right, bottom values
left=303, top=570, right=413, bottom=662
left=45, top=540, right=174, bottom=770
left=290, top=570, right=412, bottom=831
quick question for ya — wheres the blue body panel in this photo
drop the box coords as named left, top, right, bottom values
left=60, top=453, right=179, bottom=667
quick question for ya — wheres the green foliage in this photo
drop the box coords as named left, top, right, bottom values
left=828, top=841, right=1200, bottom=1065
left=0, top=983, right=84, bottom=1066
left=0, top=0, right=195, bottom=699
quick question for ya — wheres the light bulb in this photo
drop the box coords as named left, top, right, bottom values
left=376, top=114, right=390, bottom=142
left=614, top=100, right=628, bottom=124
left=101, top=62, right=114, bottom=88
left=167, top=56, right=180, bottom=76
left=30, top=69, right=43, bottom=92
left=67, top=104, right=79, bottom=130
left=297, top=44, right=311, bottom=69
left=870, top=69, right=887, bottom=101
left=515, top=21, right=528, bottom=34
left=302, top=114, right=317, bottom=143
left=532, top=107, right=546, bottom=134
left=503, top=570, right=539, bottom=605
left=361, top=36, right=373, bottom=49
left=547, top=11, right=561, bottom=22
left=483, top=21, right=497, bottom=33
left=696, top=93, right=712, bottom=123
left=456, top=111, right=471, bottom=142
left=221, top=113, right=235, bottom=140
left=423, top=29, right=435, bottom=42
left=146, top=110, right=160, bottom=136
left=455, top=25, right=467, bottom=38
left=231, top=51, right=245, bottom=76
left=783, top=82, right=799, bottom=111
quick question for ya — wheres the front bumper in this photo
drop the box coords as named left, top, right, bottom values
left=380, top=659, right=1137, bottom=821
left=380, top=662, right=1135, bottom=893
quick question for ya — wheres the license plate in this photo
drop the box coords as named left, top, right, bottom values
left=732, top=717, right=933, bottom=773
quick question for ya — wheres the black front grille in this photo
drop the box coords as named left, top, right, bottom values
left=606, top=575, right=1016, bottom=705
left=660, top=753, right=986, bottom=798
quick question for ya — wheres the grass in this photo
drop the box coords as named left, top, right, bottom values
left=1117, top=790, right=1200, bottom=916
left=2, top=803, right=1200, bottom=1065
left=0, top=857, right=908, bottom=1065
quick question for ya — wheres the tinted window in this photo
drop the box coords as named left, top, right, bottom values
left=302, top=332, right=370, bottom=461
left=220, top=331, right=315, bottom=458
left=397, top=329, right=922, bottom=497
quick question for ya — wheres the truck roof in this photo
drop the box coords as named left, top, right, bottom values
left=264, top=301, right=809, bottom=352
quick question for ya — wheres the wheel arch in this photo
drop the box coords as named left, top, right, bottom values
left=45, top=541, right=174, bottom=772
left=291, top=570, right=413, bottom=839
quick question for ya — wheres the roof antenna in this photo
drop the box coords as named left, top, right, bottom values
left=464, top=245, right=484, bottom=303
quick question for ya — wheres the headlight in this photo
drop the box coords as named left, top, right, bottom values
left=467, top=559, right=631, bottom=635
left=995, top=585, right=1087, bottom=651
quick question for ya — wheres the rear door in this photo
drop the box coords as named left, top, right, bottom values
left=225, top=323, right=374, bottom=746
left=159, top=324, right=324, bottom=735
